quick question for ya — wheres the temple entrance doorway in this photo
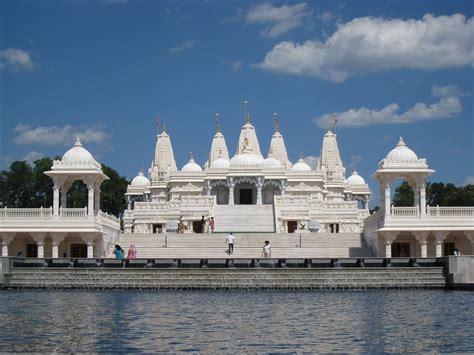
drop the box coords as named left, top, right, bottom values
left=240, top=189, right=253, bottom=204
left=287, top=221, right=297, bottom=233
left=71, top=244, right=87, bottom=258
left=392, top=243, right=410, bottom=257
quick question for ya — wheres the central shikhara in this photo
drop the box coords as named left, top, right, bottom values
left=123, top=110, right=371, bottom=234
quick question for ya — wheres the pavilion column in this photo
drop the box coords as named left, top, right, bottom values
left=126, top=195, right=132, bottom=210
left=419, top=179, right=427, bottom=216
left=414, top=232, right=429, bottom=257
left=1, top=234, right=15, bottom=257
left=87, top=178, right=95, bottom=216
left=227, top=177, right=234, bottom=205
left=383, top=232, right=397, bottom=258
left=434, top=231, right=447, bottom=257
left=256, top=177, right=263, bottom=205
left=52, top=178, right=64, bottom=216
left=383, top=179, right=392, bottom=216
left=31, top=233, right=47, bottom=258
left=408, top=179, right=419, bottom=210
left=81, top=234, right=95, bottom=258
left=94, top=182, right=101, bottom=214
left=50, top=233, right=66, bottom=259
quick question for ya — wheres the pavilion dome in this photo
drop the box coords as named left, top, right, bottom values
left=210, top=157, right=230, bottom=170
left=346, top=171, right=366, bottom=185
left=385, top=137, right=419, bottom=164
left=130, top=171, right=150, bottom=187
left=291, top=158, right=311, bottom=172
left=60, top=137, right=102, bottom=169
left=181, top=158, right=203, bottom=173
left=230, top=153, right=264, bottom=169
left=263, top=156, right=282, bottom=170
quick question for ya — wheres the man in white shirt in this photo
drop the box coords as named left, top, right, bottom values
left=225, top=233, right=235, bottom=255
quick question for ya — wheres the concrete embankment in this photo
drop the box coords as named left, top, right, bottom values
left=6, top=256, right=473, bottom=290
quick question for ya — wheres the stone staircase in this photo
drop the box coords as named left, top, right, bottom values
left=6, top=267, right=446, bottom=290
left=111, top=232, right=373, bottom=258
left=212, top=205, right=275, bottom=232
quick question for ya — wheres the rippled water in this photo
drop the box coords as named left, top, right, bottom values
left=0, top=290, right=473, bottom=352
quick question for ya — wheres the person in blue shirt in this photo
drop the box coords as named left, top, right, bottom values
left=113, top=245, right=124, bottom=259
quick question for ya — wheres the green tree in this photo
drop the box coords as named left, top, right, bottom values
left=2, top=161, right=34, bottom=208
left=392, top=181, right=414, bottom=207
left=100, top=164, right=128, bottom=216
left=31, top=157, right=54, bottom=207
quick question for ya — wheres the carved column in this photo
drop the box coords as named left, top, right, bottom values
left=86, top=178, right=95, bottom=216
left=384, top=180, right=391, bottom=216
left=256, top=177, right=263, bottom=205
left=1, top=234, right=15, bottom=257
left=81, top=234, right=95, bottom=258
left=31, top=233, right=47, bottom=258
left=227, top=177, right=234, bottom=205
left=383, top=232, right=397, bottom=258
left=94, top=182, right=101, bottom=214
left=52, top=177, right=64, bottom=216
left=126, top=195, right=131, bottom=210
left=433, top=231, right=447, bottom=257
left=50, top=233, right=66, bottom=259
left=419, top=179, right=427, bottom=216
left=414, top=232, right=429, bottom=257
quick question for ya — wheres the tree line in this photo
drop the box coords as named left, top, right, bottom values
left=392, top=181, right=474, bottom=207
left=0, top=158, right=129, bottom=217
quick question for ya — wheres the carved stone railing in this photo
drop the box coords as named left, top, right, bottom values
left=0, top=207, right=53, bottom=218
left=391, top=206, right=419, bottom=217
left=97, top=211, right=121, bottom=229
left=322, top=200, right=358, bottom=209
left=60, top=207, right=88, bottom=218
left=427, top=206, right=474, bottom=217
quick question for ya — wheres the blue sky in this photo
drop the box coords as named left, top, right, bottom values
left=1, top=0, right=473, bottom=206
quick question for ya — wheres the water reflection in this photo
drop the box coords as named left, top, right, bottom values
left=0, top=290, right=472, bottom=352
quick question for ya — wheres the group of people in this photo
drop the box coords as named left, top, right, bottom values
left=199, top=216, right=215, bottom=233
left=224, top=233, right=272, bottom=258
left=113, top=243, right=137, bottom=259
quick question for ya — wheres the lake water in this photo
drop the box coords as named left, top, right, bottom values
left=0, top=290, right=472, bottom=352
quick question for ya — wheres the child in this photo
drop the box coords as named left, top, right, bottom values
left=261, top=241, right=271, bottom=259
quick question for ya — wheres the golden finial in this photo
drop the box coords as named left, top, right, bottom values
left=273, top=112, right=279, bottom=133
left=155, top=114, right=160, bottom=134
left=215, top=113, right=221, bottom=133
left=244, top=100, right=250, bottom=124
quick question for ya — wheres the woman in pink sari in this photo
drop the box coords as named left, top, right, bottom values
left=127, top=243, right=138, bottom=259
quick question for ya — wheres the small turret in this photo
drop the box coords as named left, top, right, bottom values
left=268, top=113, right=291, bottom=170
left=207, top=113, right=230, bottom=167
left=319, top=129, right=345, bottom=180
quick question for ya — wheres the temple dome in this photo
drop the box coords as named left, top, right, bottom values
left=130, top=171, right=150, bottom=187
left=385, top=137, right=418, bottom=163
left=61, top=137, right=101, bottom=169
left=291, top=158, right=311, bottom=172
left=263, top=156, right=282, bottom=170
left=230, top=153, right=264, bottom=169
left=181, top=158, right=203, bottom=173
left=346, top=171, right=365, bottom=185
left=210, top=157, right=230, bottom=170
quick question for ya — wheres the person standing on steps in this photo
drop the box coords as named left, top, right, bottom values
left=127, top=243, right=137, bottom=259
left=209, top=217, right=215, bottom=233
left=261, top=241, right=271, bottom=259
left=226, top=232, right=235, bottom=255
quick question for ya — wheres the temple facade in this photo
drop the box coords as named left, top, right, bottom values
left=123, top=110, right=371, bottom=235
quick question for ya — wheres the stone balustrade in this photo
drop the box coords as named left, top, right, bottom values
left=391, top=206, right=419, bottom=217
left=0, top=207, right=53, bottom=218
left=60, top=207, right=88, bottom=218
left=390, top=206, right=474, bottom=218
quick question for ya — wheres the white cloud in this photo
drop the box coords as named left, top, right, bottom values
left=432, top=84, right=469, bottom=98
left=349, top=155, right=363, bottom=170
left=245, top=2, right=312, bottom=38
left=257, top=14, right=474, bottom=81
left=231, top=61, right=242, bottom=71
left=465, top=176, right=474, bottom=185
left=0, top=48, right=36, bottom=71
left=23, top=151, right=45, bottom=165
left=13, top=124, right=108, bottom=146
left=315, top=96, right=462, bottom=128
left=303, top=155, right=319, bottom=169
left=168, top=39, right=198, bottom=53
